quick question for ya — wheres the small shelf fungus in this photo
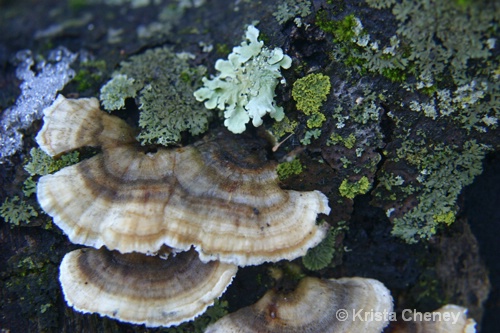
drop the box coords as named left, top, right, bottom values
left=386, top=304, right=477, bottom=333
left=36, top=95, right=330, bottom=266
left=205, top=276, right=394, bottom=333
left=59, top=247, right=237, bottom=327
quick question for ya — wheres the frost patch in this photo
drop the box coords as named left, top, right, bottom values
left=0, top=47, right=77, bottom=163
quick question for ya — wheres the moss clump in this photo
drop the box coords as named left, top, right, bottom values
left=302, top=221, right=348, bottom=271
left=292, top=73, right=331, bottom=115
left=100, top=47, right=211, bottom=146
left=338, top=176, right=371, bottom=199
left=3, top=239, right=62, bottom=331
left=316, top=12, right=359, bottom=43
left=276, top=158, right=304, bottom=181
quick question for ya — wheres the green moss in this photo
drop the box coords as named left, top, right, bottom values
left=338, top=176, right=371, bottom=199
left=292, top=73, right=331, bottom=115
left=316, top=12, right=359, bottom=43
left=215, top=43, right=230, bottom=56
left=72, top=60, right=106, bottom=92
left=0, top=196, right=38, bottom=226
left=276, top=158, right=304, bottom=181
left=302, top=221, right=348, bottom=271
left=99, top=74, right=139, bottom=111
left=4, top=241, right=61, bottom=331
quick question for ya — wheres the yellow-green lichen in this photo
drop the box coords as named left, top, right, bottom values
left=327, top=133, right=356, bottom=149
left=271, top=115, right=298, bottom=140
left=292, top=73, right=331, bottom=115
left=276, top=158, right=304, bottom=181
left=338, top=176, right=371, bottom=199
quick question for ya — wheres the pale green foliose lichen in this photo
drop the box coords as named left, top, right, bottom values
left=194, top=25, right=292, bottom=134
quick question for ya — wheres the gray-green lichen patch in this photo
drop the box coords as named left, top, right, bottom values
left=100, top=47, right=212, bottom=146
left=373, top=138, right=491, bottom=243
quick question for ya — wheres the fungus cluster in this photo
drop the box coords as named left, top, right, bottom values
left=35, top=95, right=331, bottom=327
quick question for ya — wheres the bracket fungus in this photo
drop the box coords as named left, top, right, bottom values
left=36, top=95, right=330, bottom=266
left=205, top=276, right=394, bottom=333
left=386, top=304, right=477, bottom=333
left=59, top=247, right=237, bottom=327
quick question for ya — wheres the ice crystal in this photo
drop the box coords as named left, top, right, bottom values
left=0, top=47, right=77, bottom=163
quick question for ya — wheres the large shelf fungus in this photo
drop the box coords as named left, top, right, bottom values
left=205, top=276, right=394, bottom=333
left=36, top=95, right=330, bottom=266
left=59, top=247, right=237, bottom=327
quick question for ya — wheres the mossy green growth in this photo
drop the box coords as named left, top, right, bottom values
left=100, top=47, right=211, bottom=146
left=277, top=158, right=304, bottom=181
left=0, top=196, right=38, bottom=226
left=4, top=240, right=61, bottom=331
left=24, top=148, right=79, bottom=176
left=338, top=176, right=371, bottom=199
left=292, top=73, right=331, bottom=115
left=302, top=221, right=348, bottom=271
left=72, top=59, right=106, bottom=92
left=316, top=12, right=359, bottom=43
